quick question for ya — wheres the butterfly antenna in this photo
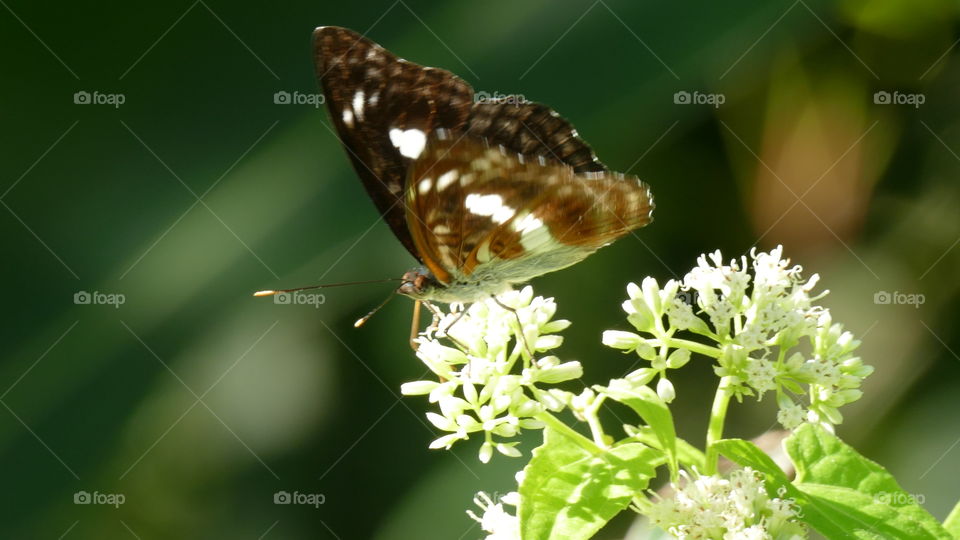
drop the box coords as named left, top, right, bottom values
left=253, top=277, right=403, bottom=297
left=354, top=290, right=399, bottom=328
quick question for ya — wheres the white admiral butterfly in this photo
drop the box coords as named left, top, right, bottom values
left=313, top=26, right=654, bottom=308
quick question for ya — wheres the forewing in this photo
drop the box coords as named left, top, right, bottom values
left=313, top=26, right=474, bottom=259
left=467, top=101, right=607, bottom=173
left=405, top=133, right=653, bottom=285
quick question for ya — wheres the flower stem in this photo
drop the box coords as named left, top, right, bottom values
left=705, top=376, right=734, bottom=474
left=536, top=411, right=604, bottom=456
left=647, top=337, right=722, bottom=359
left=584, top=395, right=609, bottom=448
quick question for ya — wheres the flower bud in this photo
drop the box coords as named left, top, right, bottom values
left=427, top=412, right=457, bottom=431
left=429, top=432, right=465, bottom=450
left=535, top=361, right=583, bottom=384
left=666, top=349, right=692, bottom=369
left=602, top=330, right=642, bottom=350
left=496, top=443, right=522, bottom=457
left=656, top=377, right=676, bottom=402
left=478, top=441, right=493, bottom=463
left=625, top=367, right=657, bottom=386
left=534, top=335, right=564, bottom=351
left=401, top=380, right=440, bottom=395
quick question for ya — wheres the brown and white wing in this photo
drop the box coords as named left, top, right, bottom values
left=404, top=132, right=654, bottom=286
left=313, top=26, right=474, bottom=260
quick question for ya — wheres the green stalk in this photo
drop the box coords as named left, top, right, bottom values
left=584, top=395, right=609, bottom=448
left=535, top=411, right=604, bottom=456
left=647, top=337, right=722, bottom=359
left=704, top=376, right=734, bottom=474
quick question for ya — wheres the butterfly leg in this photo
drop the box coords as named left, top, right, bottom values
left=421, top=301, right=473, bottom=351
left=492, top=296, right=534, bottom=358
left=408, top=300, right=424, bottom=351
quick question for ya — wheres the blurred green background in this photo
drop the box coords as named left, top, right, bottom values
left=2, top=0, right=959, bottom=538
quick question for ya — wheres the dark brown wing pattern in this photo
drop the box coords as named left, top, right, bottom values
left=313, top=26, right=473, bottom=259
left=313, top=26, right=621, bottom=263
left=404, top=132, right=654, bottom=286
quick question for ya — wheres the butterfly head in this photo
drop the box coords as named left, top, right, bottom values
left=397, top=266, right=442, bottom=300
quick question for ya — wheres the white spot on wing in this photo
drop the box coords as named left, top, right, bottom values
left=465, top=193, right=515, bottom=224
left=476, top=240, right=491, bottom=262
left=418, top=178, right=432, bottom=195
left=514, top=213, right=543, bottom=234
left=436, top=170, right=458, bottom=191
left=353, top=91, right=365, bottom=121
left=342, top=108, right=354, bottom=128
left=513, top=212, right=553, bottom=251
left=389, top=128, right=427, bottom=159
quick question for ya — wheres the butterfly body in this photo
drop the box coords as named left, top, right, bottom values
left=313, top=27, right=654, bottom=305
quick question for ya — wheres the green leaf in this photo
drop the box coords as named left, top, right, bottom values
left=712, top=438, right=791, bottom=484
left=943, top=499, right=960, bottom=538
left=710, top=437, right=861, bottom=538
left=519, top=428, right=658, bottom=540
left=599, top=380, right=677, bottom=474
left=786, top=423, right=951, bottom=540
left=629, top=426, right=704, bottom=471
left=943, top=502, right=960, bottom=538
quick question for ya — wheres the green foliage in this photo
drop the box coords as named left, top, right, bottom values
left=599, top=380, right=678, bottom=476
left=519, top=428, right=658, bottom=540
left=786, top=424, right=952, bottom=540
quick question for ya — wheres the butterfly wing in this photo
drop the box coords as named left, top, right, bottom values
left=405, top=132, right=653, bottom=289
left=313, top=26, right=474, bottom=259
left=467, top=101, right=607, bottom=174
left=314, top=27, right=621, bottom=264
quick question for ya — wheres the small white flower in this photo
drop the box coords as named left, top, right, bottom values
left=648, top=468, right=806, bottom=539
left=606, top=247, right=872, bottom=429
left=467, top=491, right=520, bottom=540
left=405, top=287, right=578, bottom=460
left=776, top=399, right=806, bottom=430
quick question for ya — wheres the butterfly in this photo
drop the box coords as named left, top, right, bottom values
left=312, top=26, right=654, bottom=310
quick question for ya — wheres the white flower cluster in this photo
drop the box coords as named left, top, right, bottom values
left=647, top=468, right=806, bottom=540
left=402, top=287, right=580, bottom=462
left=467, top=489, right=520, bottom=540
left=603, top=247, right=872, bottom=429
